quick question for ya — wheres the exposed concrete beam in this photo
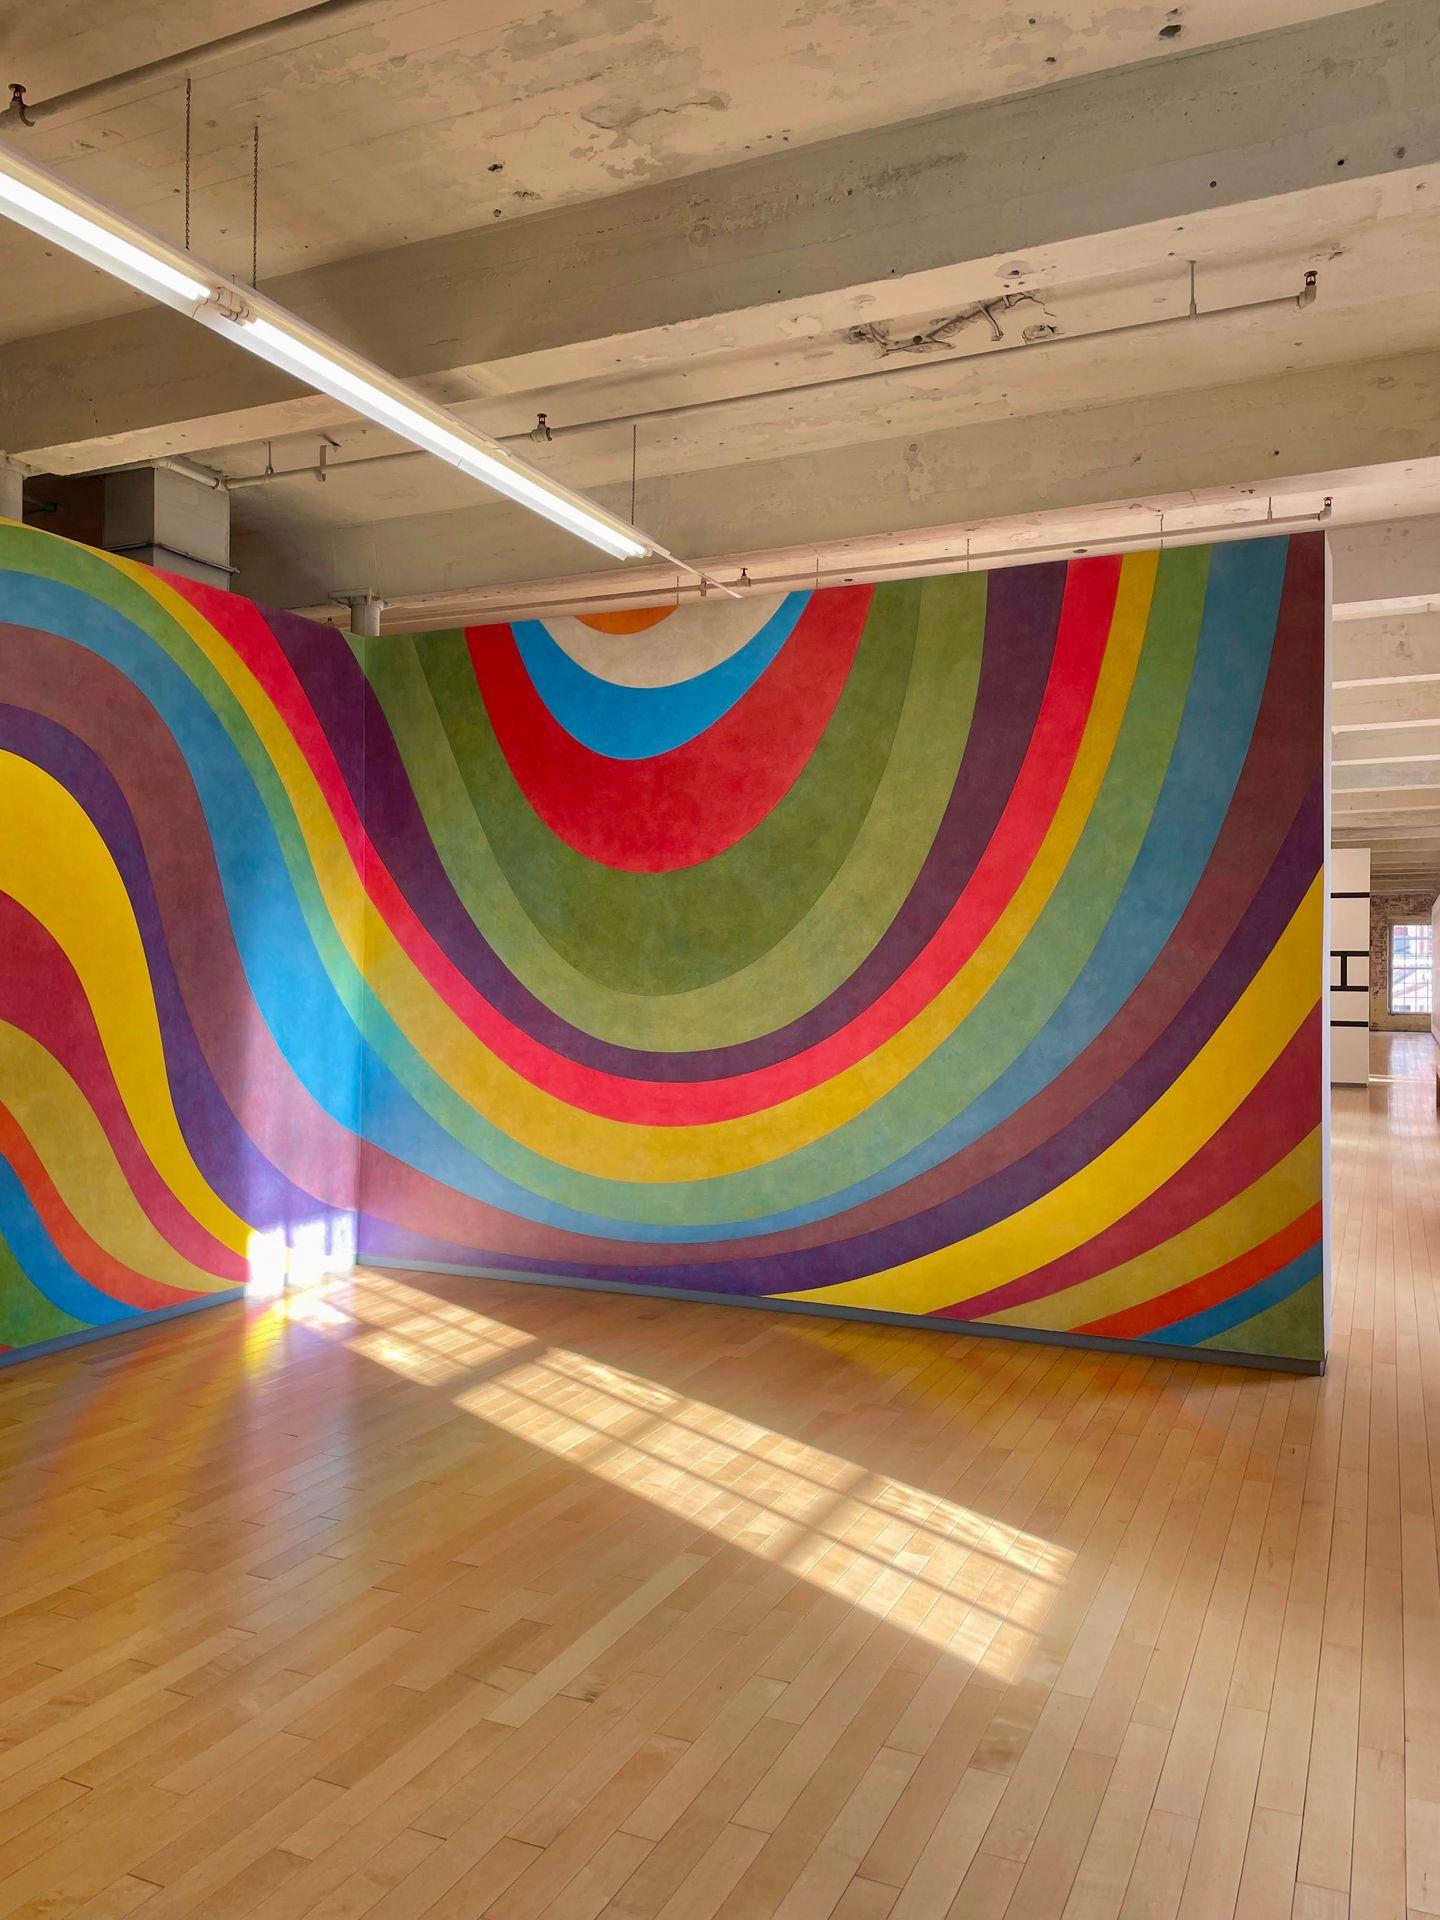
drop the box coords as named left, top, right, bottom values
left=1, top=0, right=1435, bottom=473
left=1330, top=515, right=1440, bottom=618
left=1333, top=821, right=1440, bottom=840
left=1334, top=776, right=1440, bottom=801
left=244, top=348, right=1440, bottom=613
left=1333, top=612, right=1440, bottom=685
left=1333, top=683, right=1440, bottom=731
left=1333, top=725, right=1440, bottom=765
left=1334, top=823, right=1440, bottom=838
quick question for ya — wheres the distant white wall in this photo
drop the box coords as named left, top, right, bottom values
left=1330, top=846, right=1371, bottom=1084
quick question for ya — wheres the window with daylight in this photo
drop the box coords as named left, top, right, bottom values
left=1389, top=921, right=1433, bottom=1016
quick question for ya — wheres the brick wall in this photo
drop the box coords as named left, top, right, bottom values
left=1371, top=890, right=1439, bottom=1031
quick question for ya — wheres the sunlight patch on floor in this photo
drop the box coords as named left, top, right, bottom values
left=274, top=1270, right=1073, bottom=1684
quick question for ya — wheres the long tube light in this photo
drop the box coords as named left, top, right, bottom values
left=0, top=142, right=651, bottom=561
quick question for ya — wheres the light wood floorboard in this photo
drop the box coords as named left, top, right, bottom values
left=0, top=1031, right=1435, bottom=1919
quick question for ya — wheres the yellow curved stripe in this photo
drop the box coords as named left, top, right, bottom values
left=104, top=550, right=1152, bottom=1182
left=0, top=1023, right=234, bottom=1293
left=989, top=1131, right=1320, bottom=1332
left=783, top=877, right=1323, bottom=1317
left=0, top=751, right=250, bottom=1256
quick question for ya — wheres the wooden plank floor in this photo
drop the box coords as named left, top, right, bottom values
left=2, top=1031, right=1438, bottom=1918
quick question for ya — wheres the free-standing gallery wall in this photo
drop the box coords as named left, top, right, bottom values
left=0, top=520, right=1328, bottom=1369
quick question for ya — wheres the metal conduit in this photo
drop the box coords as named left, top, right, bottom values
left=347, top=497, right=1334, bottom=630
left=3, top=0, right=385, bottom=128
left=218, top=270, right=1319, bottom=492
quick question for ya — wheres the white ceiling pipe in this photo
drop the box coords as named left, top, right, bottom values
left=1, top=0, right=386, bottom=129
left=322, top=497, right=1333, bottom=632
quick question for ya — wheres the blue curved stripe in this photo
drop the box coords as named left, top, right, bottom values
left=335, top=541, right=1276, bottom=1241
left=510, top=593, right=810, bottom=758
left=633, top=535, right=1289, bottom=1238
left=1153, top=1244, right=1320, bottom=1346
left=0, top=542, right=1290, bottom=1254
left=3, top=571, right=367, bottom=1134
left=0, top=1152, right=131, bottom=1324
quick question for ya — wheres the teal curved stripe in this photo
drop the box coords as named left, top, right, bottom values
left=0, top=536, right=1280, bottom=1254
left=726, top=538, right=1283, bottom=1239
left=347, top=549, right=1199, bottom=1231
left=508, top=592, right=810, bottom=757
left=0, top=1227, right=84, bottom=1350
left=366, top=577, right=979, bottom=1047
left=0, top=1153, right=127, bottom=1325
left=1158, top=1244, right=1319, bottom=1345
left=356, top=543, right=1272, bottom=1236
left=422, top=583, right=933, bottom=999
left=2, top=562, right=368, bottom=1135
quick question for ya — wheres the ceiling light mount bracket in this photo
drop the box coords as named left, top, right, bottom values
left=207, top=285, right=254, bottom=324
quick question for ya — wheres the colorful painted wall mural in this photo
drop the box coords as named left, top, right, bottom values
left=0, top=520, right=1328, bottom=1367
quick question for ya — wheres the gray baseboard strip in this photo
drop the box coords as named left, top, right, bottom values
left=0, top=1288, right=246, bottom=1369
left=364, top=1259, right=1326, bottom=1377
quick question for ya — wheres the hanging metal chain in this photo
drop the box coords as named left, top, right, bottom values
left=183, top=76, right=192, bottom=251
left=251, top=121, right=260, bottom=287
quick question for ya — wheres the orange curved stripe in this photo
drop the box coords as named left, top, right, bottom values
left=0, top=1104, right=202, bottom=1310
left=1077, top=1202, right=1322, bottom=1340
left=574, top=606, right=676, bottom=635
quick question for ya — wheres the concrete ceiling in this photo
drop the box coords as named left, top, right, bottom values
left=2, top=0, right=1439, bottom=879
left=4, top=0, right=1383, bottom=340
left=1332, top=519, right=1440, bottom=896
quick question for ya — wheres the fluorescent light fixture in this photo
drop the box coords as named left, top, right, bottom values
left=0, top=141, right=655, bottom=562
left=0, top=156, right=209, bottom=309
left=229, top=315, right=648, bottom=560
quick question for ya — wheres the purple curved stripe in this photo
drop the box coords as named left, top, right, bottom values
left=357, top=771, right=1318, bottom=1292
left=265, top=567, right=1061, bottom=1081
left=357, top=538, right=1323, bottom=1276
left=0, top=704, right=338, bottom=1237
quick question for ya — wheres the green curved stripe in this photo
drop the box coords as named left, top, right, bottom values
left=8, top=521, right=1198, bottom=1242
left=9, top=530, right=370, bottom=1068
left=422, top=583, right=922, bottom=996
left=371, top=574, right=981, bottom=1044
left=626, top=540, right=1202, bottom=1223
left=1203, top=1273, right=1324, bottom=1361
left=0, top=1227, right=85, bottom=1349
left=342, top=551, right=1196, bottom=1229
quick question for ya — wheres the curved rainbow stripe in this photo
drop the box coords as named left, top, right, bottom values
left=0, top=518, right=1325, bottom=1364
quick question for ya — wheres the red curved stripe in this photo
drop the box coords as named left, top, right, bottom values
left=160, top=565, right=1109, bottom=1129
left=357, top=555, right=1110, bottom=1154
left=0, top=895, right=247, bottom=1285
left=0, top=625, right=374, bottom=1215
left=1077, top=1202, right=1321, bottom=1340
left=0, top=1105, right=199, bottom=1310
left=469, top=587, right=872, bottom=872
left=938, top=1007, right=1320, bottom=1323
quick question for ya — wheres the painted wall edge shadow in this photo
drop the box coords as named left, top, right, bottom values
left=368, top=1259, right=1327, bottom=1376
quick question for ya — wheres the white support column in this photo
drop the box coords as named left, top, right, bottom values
left=1329, top=847, right=1371, bottom=1085
left=341, top=592, right=385, bottom=637
left=0, top=459, right=24, bottom=521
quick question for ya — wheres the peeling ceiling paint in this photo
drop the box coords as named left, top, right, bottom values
left=1, top=0, right=1385, bottom=338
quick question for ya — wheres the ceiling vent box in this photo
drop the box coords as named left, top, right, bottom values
left=102, top=465, right=233, bottom=589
